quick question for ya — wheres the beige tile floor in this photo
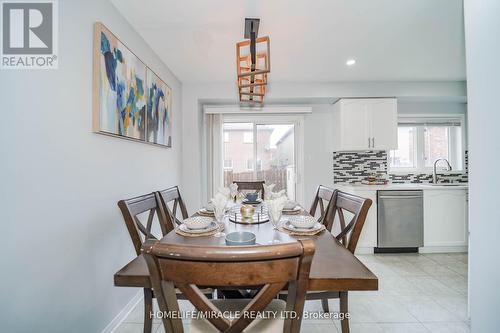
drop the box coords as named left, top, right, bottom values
left=116, top=253, right=469, bottom=333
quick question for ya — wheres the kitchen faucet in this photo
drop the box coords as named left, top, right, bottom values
left=432, top=158, right=452, bottom=183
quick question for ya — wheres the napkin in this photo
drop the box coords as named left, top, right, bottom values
left=266, top=196, right=287, bottom=224
left=229, top=183, right=239, bottom=200
left=263, top=184, right=276, bottom=200
left=217, top=187, right=231, bottom=198
left=212, top=192, right=228, bottom=221
left=269, top=189, right=286, bottom=200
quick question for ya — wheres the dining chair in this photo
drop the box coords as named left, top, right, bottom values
left=309, top=190, right=372, bottom=333
left=142, top=239, right=315, bottom=333
left=118, top=192, right=170, bottom=333
left=309, top=185, right=335, bottom=227
left=118, top=191, right=212, bottom=333
left=233, top=180, right=265, bottom=199
left=155, top=186, right=189, bottom=231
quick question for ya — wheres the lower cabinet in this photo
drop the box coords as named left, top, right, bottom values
left=332, top=188, right=377, bottom=253
left=423, top=189, right=468, bottom=250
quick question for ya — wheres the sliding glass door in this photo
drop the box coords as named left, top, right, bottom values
left=221, top=117, right=299, bottom=200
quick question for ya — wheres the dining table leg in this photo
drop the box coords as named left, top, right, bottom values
left=144, top=288, right=153, bottom=333
left=340, top=291, right=349, bottom=333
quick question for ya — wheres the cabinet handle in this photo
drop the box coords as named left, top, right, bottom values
left=371, top=137, right=375, bottom=148
left=368, top=137, right=371, bottom=148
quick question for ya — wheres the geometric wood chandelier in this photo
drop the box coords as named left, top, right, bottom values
left=236, top=18, right=270, bottom=104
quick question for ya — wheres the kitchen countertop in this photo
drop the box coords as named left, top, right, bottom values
left=335, top=183, right=469, bottom=191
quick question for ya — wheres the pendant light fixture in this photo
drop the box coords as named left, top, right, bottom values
left=236, top=18, right=270, bottom=104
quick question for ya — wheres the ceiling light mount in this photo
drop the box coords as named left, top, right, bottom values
left=236, top=18, right=270, bottom=104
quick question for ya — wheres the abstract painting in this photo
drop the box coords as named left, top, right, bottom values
left=146, top=68, right=172, bottom=147
left=93, top=22, right=146, bottom=141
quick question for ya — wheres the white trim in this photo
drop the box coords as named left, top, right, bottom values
left=389, top=113, right=467, bottom=173
left=100, top=290, right=142, bottom=333
left=204, top=105, right=312, bottom=114
left=419, top=246, right=468, bottom=253
left=214, top=114, right=305, bottom=205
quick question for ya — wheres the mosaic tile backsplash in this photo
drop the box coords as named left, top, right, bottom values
left=333, top=150, right=468, bottom=184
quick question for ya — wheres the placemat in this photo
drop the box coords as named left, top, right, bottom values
left=175, top=223, right=225, bottom=237
left=197, top=210, right=215, bottom=217
left=277, top=223, right=326, bottom=236
left=282, top=209, right=302, bottom=215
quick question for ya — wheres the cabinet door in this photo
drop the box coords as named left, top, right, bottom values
left=369, top=98, right=397, bottom=150
left=340, top=100, right=370, bottom=150
left=423, top=190, right=468, bottom=247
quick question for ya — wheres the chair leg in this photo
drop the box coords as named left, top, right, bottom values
left=144, top=288, right=153, bottom=333
left=339, top=291, right=349, bottom=333
left=321, top=298, right=330, bottom=312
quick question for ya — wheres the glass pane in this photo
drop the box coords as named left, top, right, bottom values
left=389, top=127, right=416, bottom=168
left=424, top=126, right=449, bottom=168
left=256, top=124, right=295, bottom=200
left=223, top=123, right=254, bottom=186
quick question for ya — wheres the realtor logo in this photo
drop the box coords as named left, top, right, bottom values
left=1, top=0, right=58, bottom=69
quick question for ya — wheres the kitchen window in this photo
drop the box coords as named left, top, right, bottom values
left=389, top=116, right=465, bottom=172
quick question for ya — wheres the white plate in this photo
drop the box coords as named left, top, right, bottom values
left=287, top=215, right=317, bottom=229
left=198, top=208, right=214, bottom=214
left=282, top=206, right=302, bottom=213
left=282, top=220, right=323, bottom=232
left=179, top=221, right=218, bottom=234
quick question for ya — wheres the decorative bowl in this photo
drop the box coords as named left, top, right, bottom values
left=288, top=215, right=317, bottom=229
left=240, top=204, right=255, bottom=218
left=225, top=231, right=256, bottom=246
left=183, top=216, right=213, bottom=230
left=245, top=192, right=259, bottom=202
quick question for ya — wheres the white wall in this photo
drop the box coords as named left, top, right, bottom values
left=464, top=0, right=500, bottom=331
left=182, top=82, right=466, bottom=208
left=0, top=0, right=182, bottom=332
left=398, top=101, right=467, bottom=115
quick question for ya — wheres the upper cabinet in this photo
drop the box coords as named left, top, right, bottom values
left=332, top=98, right=398, bottom=151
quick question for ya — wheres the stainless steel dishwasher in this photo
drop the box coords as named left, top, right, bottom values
left=376, top=190, right=423, bottom=253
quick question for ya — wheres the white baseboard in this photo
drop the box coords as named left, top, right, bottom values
left=101, top=290, right=143, bottom=333
left=419, top=246, right=468, bottom=253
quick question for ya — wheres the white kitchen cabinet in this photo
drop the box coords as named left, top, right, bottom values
left=332, top=98, right=398, bottom=151
left=423, top=189, right=468, bottom=250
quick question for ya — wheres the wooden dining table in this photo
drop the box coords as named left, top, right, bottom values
left=114, top=205, right=378, bottom=293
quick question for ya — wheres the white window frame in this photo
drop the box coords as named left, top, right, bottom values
left=212, top=114, right=305, bottom=205
left=224, top=132, right=229, bottom=143
left=389, top=114, right=467, bottom=174
left=246, top=159, right=254, bottom=171
left=223, top=159, right=233, bottom=169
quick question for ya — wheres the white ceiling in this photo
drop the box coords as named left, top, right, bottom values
left=111, top=0, right=466, bottom=83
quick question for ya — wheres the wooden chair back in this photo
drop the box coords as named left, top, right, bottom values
left=143, top=239, right=315, bottom=333
left=155, top=186, right=189, bottom=231
left=309, top=185, right=335, bottom=226
left=233, top=180, right=266, bottom=199
left=118, top=193, right=168, bottom=256
left=330, top=190, right=372, bottom=253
